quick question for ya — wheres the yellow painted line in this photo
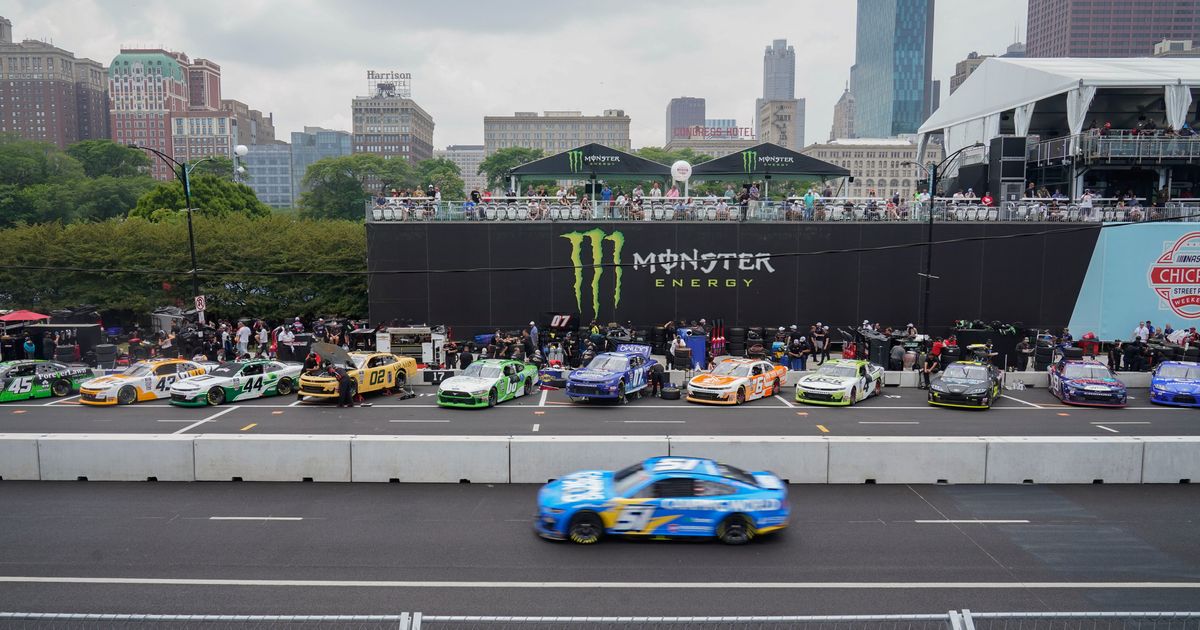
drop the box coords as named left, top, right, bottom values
left=795, top=411, right=808, bottom=416
left=240, top=423, right=257, bottom=431
left=1057, top=412, right=1070, bottom=416
left=271, top=411, right=283, bottom=415
left=816, top=424, right=829, bottom=433
left=12, top=410, right=26, bottom=414
left=533, top=411, right=545, bottom=416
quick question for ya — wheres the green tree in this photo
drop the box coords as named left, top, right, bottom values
left=66, top=139, right=152, bottom=178
left=189, top=156, right=237, bottom=180
left=477, top=147, right=544, bottom=191
left=130, top=175, right=271, bottom=220
left=0, top=134, right=85, bottom=187
left=416, top=157, right=465, bottom=199
left=299, top=154, right=385, bottom=221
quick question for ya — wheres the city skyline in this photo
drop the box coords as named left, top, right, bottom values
left=7, top=0, right=1026, bottom=149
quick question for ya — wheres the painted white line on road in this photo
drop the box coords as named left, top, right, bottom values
left=774, top=395, right=795, bottom=408
left=914, top=519, right=1031, bottom=524
left=288, top=399, right=302, bottom=407
left=155, top=419, right=197, bottom=423
left=532, top=423, right=540, bottom=432
left=1090, top=421, right=1151, bottom=425
left=538, top=390, right=547, bottom=407
left=1000, top=395, right=1043, bottom=409
left=208, top=517, right=303, bottom=521
left=388, top=420, right=450, bottom=423
left=171, top=407, right=237, bottom=435
left=1095, top=425, right=1120, bottom=433
left=0, top=576, right=1196, bottom=589
left=43, top=395, right=80, bottom=406
left=859, top=421, right=919, bottom=424
left=621, top=420, right=686, bottom=424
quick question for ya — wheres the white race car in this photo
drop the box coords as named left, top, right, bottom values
left=79, top=358, right=212, bottom=406
left=169, top=359, right=303, bottom=407
left=794, top=359, right=885, bottom=406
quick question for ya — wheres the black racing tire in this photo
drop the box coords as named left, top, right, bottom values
left=117, top=385, right=137, bottom=405
left=524, top=377, right=534, bottom=396
left=488, top=388, right=497, bottom=408
left=849, top=386, right=858, bottom=406
left=349, top=381, right=359, bottom=398
left=275, top=377, right=294, bottom=396
left=717, top=514, right=755, bottom=545
left=735, top=387, right=746, bottom=405
left=617, top=380, right=627, bottom=405
left=567, top=512, right=604, bottom=545
left=874, top=379, right=882, bottom=397
left=772, top=379, right=781, bottom=397
left=51, top=379, right=71, bottom=398
left=206, top=387, right=226, bottom=406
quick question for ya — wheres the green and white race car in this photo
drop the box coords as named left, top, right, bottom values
left=0, top=360, right=95, bottom=403
left=169, top=359, right=303, bottom=407
left=437, top=358, right=538, bottom=408
left=794, top=359, right=885, bottom=406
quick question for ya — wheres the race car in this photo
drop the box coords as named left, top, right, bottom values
left=685, top=357, right=787, bottom=405
left=535, top=456, right=789, bottom=545
left=927, top=360, right=1004, bottom=409
left=794, top=359, right=885, bottom=406
left=565, top=343, right=656, bottom=403
left=1149, top=360, right=1200, bottom=407
left=436, top=358, right=538, bottom=408
left=297, top=343, right=417, bottom=402
left=1048, top=359, right=1127, bottom=408
left=169, top=359, right=303, bottom=406
left=0, top=360, right=94, bottom=403
left=79, top=358, right=210, bottom=406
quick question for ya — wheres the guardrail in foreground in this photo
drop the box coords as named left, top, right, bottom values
left=0, top=610, right=1195, bottom=629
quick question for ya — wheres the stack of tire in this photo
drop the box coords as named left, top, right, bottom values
left=54, top=346, right=75, bottom=363
left=634, top=327, right=651, bottom=345
left=941, top=344, right=962, bottom=365
left=725, top=327, right=747, bottom=358
left=651, top=326, right=668, bottom=356
left=1062, top=346, right=1084, bottom=361
left=1034, top=342, right=1054, bottom=372
left=93, top=344, right=118, bottom=370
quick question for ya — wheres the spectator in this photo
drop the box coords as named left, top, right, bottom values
left=291, top=317, right=305, bottom=334
left=981, top=191, right=994, bottom=207
left=723, top=184, right=736, bottom=200
left=22, top=336, right=36, bottom=359
left=276, top=326, right=295, bottom=362
left=919, top=348, right=939, bottom=389
left=1015, top=337, right=1033, bottom=371
left=458, top=347, right=474, bottom=370
left=889, top=341, right=905, bottom=371
left=256, top=323, right=269, bottom=356
left=786, top=335, right=810, bottom=372
left=810, top=325, right=828, bottom=366
left=236, top=321, right=252, bottom=357
left=1133, top=321, right=1149, bottom=343
left=1108, top=340, right=1123, bottom=372
left=666, top=184, right=680, bottom=199
left=1080, top=189, right=1094, bottom=219
left=649, top=182, right=663, bottom=198
left=601, top=184, right=613, bottom=214
left=42, top=333, right=57, bottom=361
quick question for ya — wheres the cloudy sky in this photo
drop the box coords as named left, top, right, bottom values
left=6, top=0, right=1027, bottom=148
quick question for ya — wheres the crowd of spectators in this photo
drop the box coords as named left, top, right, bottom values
left=132, top=315, right=364, bottom=363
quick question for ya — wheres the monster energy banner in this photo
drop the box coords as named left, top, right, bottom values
left=509, top=143, right=671, bottom=180
left=692, top=142, right=850, bottom=179
left=367, top=222, right=1101, bottom=336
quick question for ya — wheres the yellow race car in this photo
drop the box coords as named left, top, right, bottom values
left=79, top=358, right=211, bottom=406
left=297, top=348, right=417, bottom=402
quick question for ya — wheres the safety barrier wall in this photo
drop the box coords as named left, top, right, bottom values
left=0, top=434, right=1195, bottom=484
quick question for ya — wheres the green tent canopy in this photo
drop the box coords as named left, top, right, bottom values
left=509, top=143, right=672, bottom=182
left=691, top=142, right=851, bottom=180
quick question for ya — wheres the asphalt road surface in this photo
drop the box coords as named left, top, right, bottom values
left=0, top=385, right=1195, bottom=437
left=0, top=483, right=1197, bottom=616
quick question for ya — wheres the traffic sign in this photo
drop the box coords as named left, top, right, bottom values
left=194, top=295, right=206, bottom=312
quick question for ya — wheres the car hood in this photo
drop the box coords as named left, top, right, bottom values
left=439, top=376, right=495, bottom=392
left=80, top=374, right=138, bottom=389
left=1065, top=377, right=1124, bottom=390
left=690, top=374, right=742, bottom=388
left=797, top=374, right=853, bottom=389
left=172, top=375, right=225, bottom=391
left=1153, top=378, right=1200, bottom=393
left=568, top=369, right=619, bottom=383
left=540, top=470, right=613, bottom=506
left=933, top=377, right=987, bottom=393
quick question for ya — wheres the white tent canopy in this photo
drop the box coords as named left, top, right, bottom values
left=918, top=57, right=1200, bottom=155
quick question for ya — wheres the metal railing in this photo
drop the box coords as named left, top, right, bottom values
left=1027, top=132, right=1200, bottom=166
left=0, top=611, right=1195, bottom=630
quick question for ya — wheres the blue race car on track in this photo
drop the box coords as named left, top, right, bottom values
left=1150, top=360, right=1200, bottom=407
left=535, top=456, right=789, bottom=545
left=565, top=344, right=655, bottom=403
left=1048, top=358, right=1127, bottom=407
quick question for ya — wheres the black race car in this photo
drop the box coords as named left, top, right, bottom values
left=927, top=360, right=1004, bottom=409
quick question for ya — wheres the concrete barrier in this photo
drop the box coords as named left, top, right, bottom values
left=352, top=436, right=509, bottom=483
left=509, top=435, right=669, bottom=483
left=668, top=436, right=828, bottom=483
left=1004, top=371, right=1049, bottom=389
left=1140, top=436, right=1200, bottom=483
left=828, top=437, right=987, bottom=484
left=984, top=436, right=1144, bottom=483
left=194, top=434, right=351, bottom=482
left=37, top=434, right=195, bottom=481
left=1115, top=372, right=1151, bottom=388
left=0, top=434, right=41, bottom=480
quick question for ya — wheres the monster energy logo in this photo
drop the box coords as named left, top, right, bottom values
left=561, top=229, right=624, bottom=320
left=568, top=150, right=584, bottom=173
left=741, top=150, right=756, bottom=173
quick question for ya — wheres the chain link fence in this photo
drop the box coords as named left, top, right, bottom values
left=0, top=611, right=1195, bottom=630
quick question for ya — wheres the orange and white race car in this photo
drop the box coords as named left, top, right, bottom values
left=79, top=358, right=211, bottom=406
left=685, top=358, right=788, bottom=405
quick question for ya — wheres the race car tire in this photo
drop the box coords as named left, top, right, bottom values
left=660, top=386, right=681, bottom=400
left=617, top=380, right=627, bottom=405
left=276, top=377, right=294, bottom=396
left=524, top=377, right=534, bottom=397
left=727, top=327, right=747, bottom=342
left=717, top=515, right=755, bottom=545
left=735, top=387, right=746, bottom=405
left=849, top=387, right=858, bottom=406
left=487, top=389, right=497, bottom=408
left=772, top=379, right=781, bottom=397
left=51, top=379, right=71, bottom=398
left=567, top=512, right=604, bottom=545
left=117, top=385, right=137, bottom=405
left=874, top=380, right=882, bottom=397
left=206, top=387, right=226, bottom=406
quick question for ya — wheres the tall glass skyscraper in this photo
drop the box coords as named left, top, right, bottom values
left=763, top=39, right=795, bottom=100
left=850, top=0, right=935, bottom=138
left=290, top=126, right=351, bottom=202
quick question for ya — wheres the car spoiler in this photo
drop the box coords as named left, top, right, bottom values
left=615, top=343, right=652, bottom=358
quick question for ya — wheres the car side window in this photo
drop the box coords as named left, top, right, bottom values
left=155, top=364, right=176, bottom=376
left=752, top=365, right=763, bottom=376
left=635, top=478, right=695, bottom=499
left=242, top=363, right=263, bottom=376
left=505, top=364, right=516, bottom=376
left=14, top=365, right=35, bottom=377
left=36, top=364, right=55, bottom=375
left=695, top=480, right=737, bottom=497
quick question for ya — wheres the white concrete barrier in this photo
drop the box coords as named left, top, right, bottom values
left=828, top=437, right=987, bottom=484
left=1140, top=436, right=1200, bottom=483
left=1115, top=372, right=1151, bottom=388
left=352, top=436, right=509, bottom=483
left=194, top=434, right=351, bottom=482
left=985, top=436, right=1144, bottom=483
left=509, top=435, right=669, bottom=483
left=38, top=434, right=195, bottom=481
left=668, top=436, right=828, bottom=483
left=1004, top=371, right=1049, bottom=389
left=0, top=434, right=41, bottom=480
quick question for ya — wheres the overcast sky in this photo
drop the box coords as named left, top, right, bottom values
left=6, top=0, right=1027, bottom=148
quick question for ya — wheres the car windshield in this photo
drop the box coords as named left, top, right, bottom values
left=121, top=364, right=153, bottom=377
left=349, top=355, right=368, bottom=369
left=461, top=363, right=502, bottom=379
left=612, top=467, right=650, bottom=497
left=816, top=364, right=857, bottom=378
left=943, top=365, right=988, bottom=380
left=209, top=363, right=243, bottom=378
left=1158, top=365, right=1200, bottom=380
left=1064, top=364, right=1114, bottom=380
left=711, top=362, right=751, bottom=377
left=717, top=463, right=758, bottom=485
left=587, top=355, right=628, bottom=372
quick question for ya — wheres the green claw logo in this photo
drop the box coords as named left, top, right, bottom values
left=741, top=150, right=757, bottom=173
left=561, top=229, right=623, bottom=320
left=568, top=150, right=584, bottom=173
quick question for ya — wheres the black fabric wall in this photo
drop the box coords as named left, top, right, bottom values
left=367, top=222, right=1100, bottom=337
